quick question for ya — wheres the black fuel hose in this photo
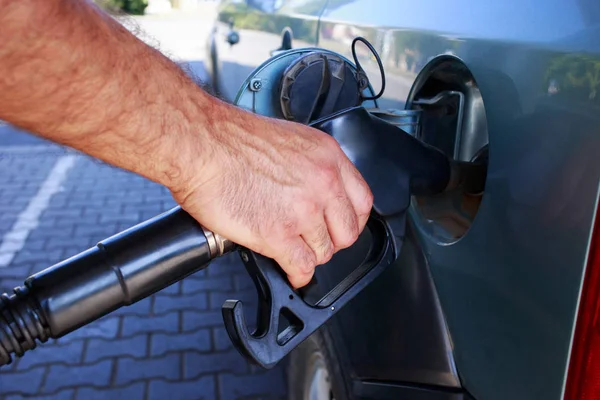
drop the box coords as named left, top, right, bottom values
left=0, top=206, right=233, bottom=366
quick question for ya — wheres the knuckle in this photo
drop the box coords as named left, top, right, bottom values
left=349, top=164, right=372, bottom=206
left=337, top=218, right=359, bottom=249
left=298, top=134, right=320, bottom=153
left=319, top=165, right=340, bottom=188
left=313, top=238, right=334, bottom=265
left=340, top=229, right=359, bottom=249
left=281, top=218, right=298, bottom=237
left=299, top=200, right=320, bottom=217
left=319, top=244, right=334, bottom=265
left=361, top=189, right=374, bottom=214
left=320, top=133, right=341, bottom=150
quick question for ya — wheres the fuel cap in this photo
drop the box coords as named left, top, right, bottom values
left=233, top=48, right=377, bottom=119
left=280, top=52, right=362, bottom=124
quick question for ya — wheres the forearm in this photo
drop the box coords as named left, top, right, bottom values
left=0, top=0, right=227, bottom=190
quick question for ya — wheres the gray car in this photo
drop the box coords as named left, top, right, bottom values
left=206, top=1, right=600, bottom=399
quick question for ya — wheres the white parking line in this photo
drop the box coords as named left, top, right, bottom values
left=0, top=155, right=78, bottom=267
left=0, top=145, right=61, bottom=154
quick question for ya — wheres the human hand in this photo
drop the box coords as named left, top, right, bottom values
left=172, top=107, right=373, bottom=288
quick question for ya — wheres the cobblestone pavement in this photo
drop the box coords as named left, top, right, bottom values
left=0, top=139, right=286, bottom=399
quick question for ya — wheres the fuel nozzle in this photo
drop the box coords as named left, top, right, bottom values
left=311, top=106, right=486, bottom=216
left=0, top=207, right=232, bottom=366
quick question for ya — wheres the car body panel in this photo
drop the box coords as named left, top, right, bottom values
left=316, top=1, right=600, bottom=399
left=321, top=217, right=462, bottom=389
left=209, top=1, right=600, bottom=399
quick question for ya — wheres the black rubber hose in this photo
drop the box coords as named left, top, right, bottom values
left=0, top=206, right=228, bottom=366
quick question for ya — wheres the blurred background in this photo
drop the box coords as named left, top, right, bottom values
left=0, top=2, right=286, bottom=399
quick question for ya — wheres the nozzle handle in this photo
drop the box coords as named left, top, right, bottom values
left=222, top=215, right=397, bottom=369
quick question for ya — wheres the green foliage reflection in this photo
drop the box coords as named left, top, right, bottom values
left=218, top=3, right=316, bottom=43
left=546, top=55, right=600, bottom=102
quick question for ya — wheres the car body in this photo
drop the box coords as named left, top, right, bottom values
left=205, top=1, right=600, bottom=399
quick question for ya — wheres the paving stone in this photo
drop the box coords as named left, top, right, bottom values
left=26, top=229, right=63, bottom=241
left=0, top=205, right=30, bottom=213
left=99, top=212, right=141, bottom=225
left=151, top=329, right=210, bottom=356
left=43, top=360, right=112, bottom=392
left=53, top=219, right=80, bottom=230
left=41, top=209, right=82, bottom=219
left=0, top=265, right=33, bottom=279
left=153, top=292, right=208, bottom=313
left=159, top=281, right=181, bottom=295
left=73, top=224, right=117, bottom=239
left=0, top=218, right=17, bottom=233
left=76, top=382, right=145, bottom=400
left=106, top=197, right=144, bottom=207
left=161, top=200, right=178, bottom=211
left=45, top=236, right=91, bottom=250
left=184, top=350, right=247, bottom=378
left=10, top=249, right=62, bottom=265
left=148, top=376, right=215, bottom=400
left=124, top=204, right=162, bottom=215
left=182, top=310, right=223, bottom=331
left=212, top=327, right=233, bottom=351
left=187, top=268, right=207, bottom=279
left=141, top=211, right=163, bottom=221
left=61, top=316, right=119, bottom=341
left=16, top=340, right=84, bottom=370
left=234, top=272, right=255, bottom=290
left=48, top=196, right=68, bottom=208
left=182, top=275, right=232, bottom=294
left=121, top=312, right=179, bottom=337
left=67, top=197, right=105, bottom=208
left=219, top=370, right=286, bottom=400
left=0, top=366, right=45, bottom=395
left=24, top=238, right=47, bottom=251
left=4, top=388, right=74, bottom=400
left=81, top=207, right=104, bottom=217
left=8, top=197, right=31, bottom=206
left=115, top=353, right=180, bottom=385
left=208, top=254, right=244, bottom=277
left=142, top=188, right=171, bottom=198
left=85, top=334, right=148, bottom=363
